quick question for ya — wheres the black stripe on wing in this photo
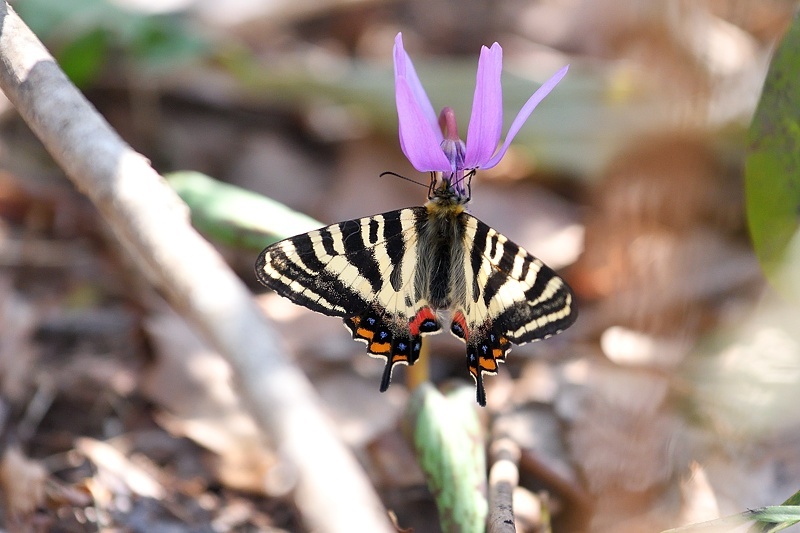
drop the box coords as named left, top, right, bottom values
left=256, top=234, right=367, bottom=316
left=467, top=215, right=577, bottom=344
left=338, top=219, right=383, bottom=295
left=499, top=262, right=576, bottom=343
left=255, top=208, right=418, bottom=318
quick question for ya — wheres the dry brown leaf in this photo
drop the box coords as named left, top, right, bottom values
left=571, top=132, right=757, bottom=400
left=0, top=446, right=47, bottom=517
left=679, top=461, right=720, bottom=525
left=600, top=326, right=691, bottom=368
left=495, top=407, right=577, bottom=489
left=365, top=430, right=425, bottom=489
left=563, top=361, right=681, bottom=493
left=76, top=438, right=165, bottom=500
left=257, top=291, right=359, bottom=362
left=512, top=487, right=543, bottom=533
left=0, top=278, right=39, bottom=401
left=142, top=310, right=277, bottom=494
left=512, top=360, right=560, bottom=405
left=313, top=369, right=406, bottom=447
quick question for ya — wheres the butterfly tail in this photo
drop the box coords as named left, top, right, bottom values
left=344, top=309, right=428, bottom=393
left=463, top=327, right=512, bottom=407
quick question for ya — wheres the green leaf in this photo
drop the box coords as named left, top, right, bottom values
left=165, top=171, right=323, bottom=250
left=56, top=27, right=109, bottom=87
left=660, top=505, right=800, bottom=533
left=404, top=383, right=487, bottom=533
left=16, top=0, right=210, bottom=78
left=15, top=0, right=110, bottom=37
left=745, top=11, right=800, bottom=299
left=757, top=490, right=800, bottom=533
left=780, top=489, right=800, bottom=507
left=130, top=18, right=209, bottom=70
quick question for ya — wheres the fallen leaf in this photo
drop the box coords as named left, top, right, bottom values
left=0, top=446, right=47, bottom=517
left=76, top=438, right=164, bottom=500
left=679, top=461, right=720, bottom=525
left=142, top=310, right=277, bottom=494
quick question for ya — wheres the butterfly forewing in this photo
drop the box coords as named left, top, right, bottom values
left=256, top=208, right=442, bottom=390
left=257, top=209, right=417, bottom=316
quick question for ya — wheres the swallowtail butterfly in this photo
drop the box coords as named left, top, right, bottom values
left=255, top=172, right=576, bottom=405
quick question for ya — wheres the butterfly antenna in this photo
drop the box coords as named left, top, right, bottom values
left=380, top=171, right=429, bottom=189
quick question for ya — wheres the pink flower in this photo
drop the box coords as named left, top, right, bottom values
left=393, top=33, right=568, bottom=199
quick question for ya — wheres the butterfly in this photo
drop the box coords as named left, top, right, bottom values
left=255, top=172, right=576, bottom=406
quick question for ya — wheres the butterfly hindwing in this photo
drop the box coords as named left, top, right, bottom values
left=256, top=207, right=441, bottom=387
left=343, top=306, right=440, bottom=391
left=452, top=214, right=577, bottom=405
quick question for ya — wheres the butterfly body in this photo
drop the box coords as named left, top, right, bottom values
left=256, top=174, right=576, bottom=405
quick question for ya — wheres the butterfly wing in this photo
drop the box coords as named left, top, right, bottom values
left=255, top=207, right=441, bottom=390
left=450, top=213, right=577, bottom=405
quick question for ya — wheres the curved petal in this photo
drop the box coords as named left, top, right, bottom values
left=463, top=43, right=503, bottom=168
left=483, top=64, right=569, bottom=169
left=396, top=77, right=451, bottom=171
left=394, top=33, right=442, bottom=143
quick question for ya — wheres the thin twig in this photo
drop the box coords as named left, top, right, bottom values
left=488, top=430, right=520, bottom=533
left=0, top=4, right=393, bottom=532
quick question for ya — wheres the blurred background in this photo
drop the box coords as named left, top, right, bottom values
left=0, top=0, right=798, bottom=531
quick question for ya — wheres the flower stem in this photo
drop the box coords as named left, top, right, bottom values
left=406, top=336, right=430, bottom=391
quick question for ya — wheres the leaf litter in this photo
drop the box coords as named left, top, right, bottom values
left=1, top=1, right=799, bottom=532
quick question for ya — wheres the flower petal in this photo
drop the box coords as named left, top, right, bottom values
left=463, top=43, right=503, bottom=169
left=394, top=33, right=441, bottom=143
left=396, top=77, right=452, bottom=171
left=483, top=64, right=569, bottom=169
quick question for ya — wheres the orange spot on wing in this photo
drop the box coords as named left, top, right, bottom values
left=369, top=342, right=391, bottom=354
left=356, top=328, right=374, bottom=340
left=480, top=358, right=498, bottom=372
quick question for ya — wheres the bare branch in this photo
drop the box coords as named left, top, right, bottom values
left=488, top=430, right=520, bottom=533
left=0, top=4, right=393, bottom=532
